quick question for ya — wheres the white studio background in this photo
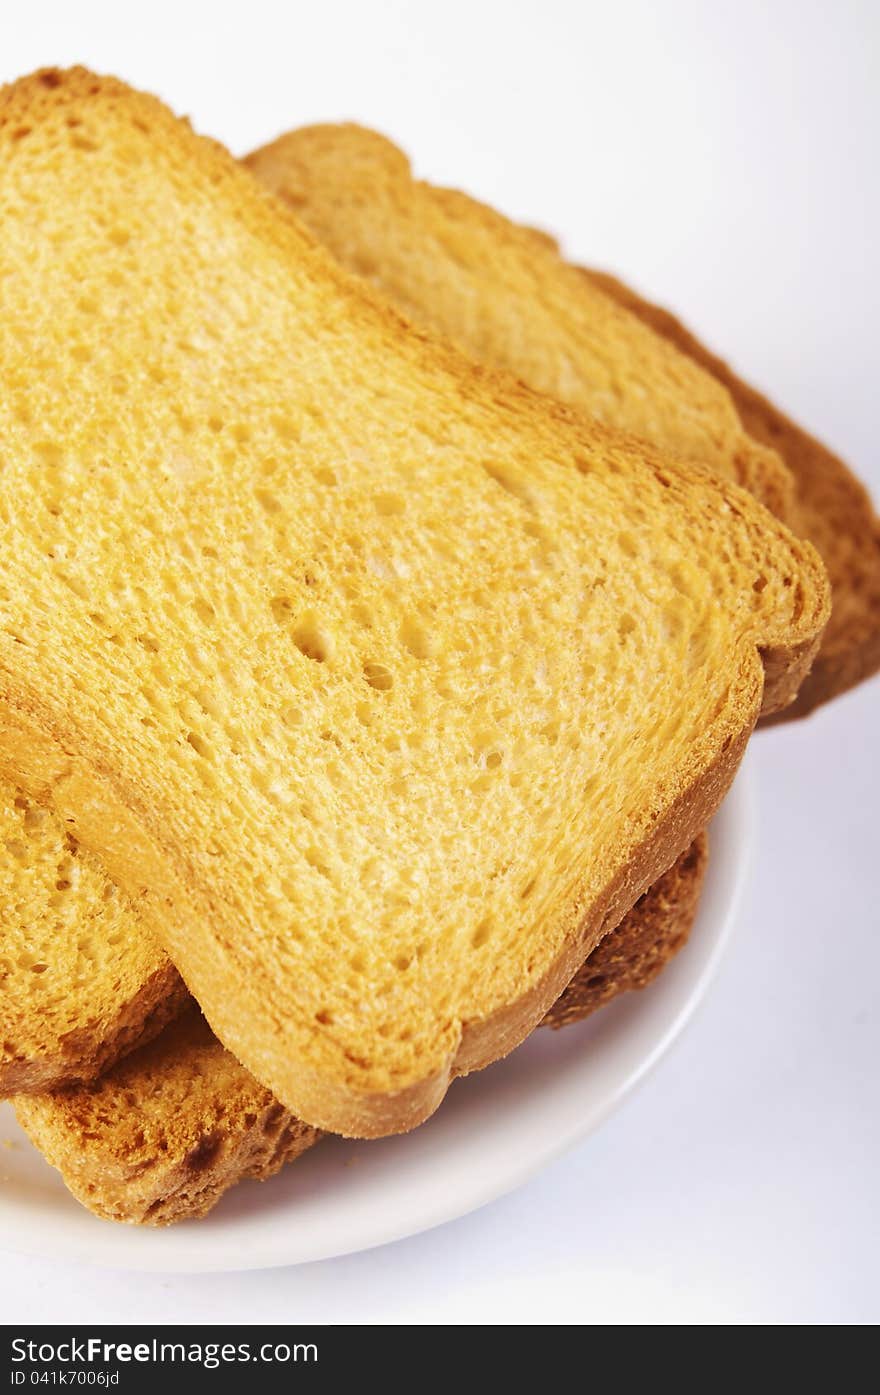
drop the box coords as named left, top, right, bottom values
left=0, top=0, right=877, bottom=1324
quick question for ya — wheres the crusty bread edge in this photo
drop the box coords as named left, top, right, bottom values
left=17, top=1086, right=321, bottom=1226
left=584, top=267, right=880, bottom=719
left=0, top=654, right=755, bottom=1137
left=541, top=831, right=708, bottom=1028
left=0, top=961, right=187, bottom=1097
left=454, top=726, right=746, bottom=1078
left=246, top=129, right=796, bottom=521
left=15, top=839, right=705, bottom=1226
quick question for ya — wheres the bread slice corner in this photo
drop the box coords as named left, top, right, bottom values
left=585, top=268, right=880, bottom=719
left=245, top=122, right=795, bottom=521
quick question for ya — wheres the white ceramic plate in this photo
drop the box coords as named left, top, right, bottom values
left=0, top=768, right=752, bottom=1273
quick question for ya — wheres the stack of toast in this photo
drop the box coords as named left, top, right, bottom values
left=0, top=70, right=875, bottom=1225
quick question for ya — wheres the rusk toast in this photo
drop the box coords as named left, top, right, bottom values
left=0, top=776, right=701, bottom=1095
left=0, top=130, right=736, bottom=1098
left=245, top=125, right=792, bottom=517
left=247, top=124, right=874, bottom=717
left=0, top=72, right=827, bottom=1136
left=16, top=837, right=707, bottom=1223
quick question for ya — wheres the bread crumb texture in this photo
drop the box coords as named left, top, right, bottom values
left=17, top=839, right=705, bottom=1224
left=250, top=124, right=879, bottom=716
left=246, top=124, right=792, bottom=517
left=0, top=71, right=828, bottom=1135
left=16, top=1005, right=320, bottom=1224
left=0, top=786, right=183, bottom=1093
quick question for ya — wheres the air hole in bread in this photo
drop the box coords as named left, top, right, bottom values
left=184, top=1133, right=222, bottom=1173
left=471, top=919, right=493, bottom=949
left=374, top=491, right=406, bottom=516
left=482, top=460, right=537, bottom=510
left=255, top=488, right=281, bottom=515
left=293, top=616, right=334, bottom=663
left=399, top=615, right=434, bottom=660
left=271, top=414, right=300, bottom=444
left=304, top=847, right=332, bottom=880
left=363, top=660, right=393, bottom=691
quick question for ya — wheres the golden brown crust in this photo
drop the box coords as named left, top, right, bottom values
left=452, top=715, right=750, bottom=1088
left=544, top=834, right=708, bottom=1027
left=15, top=1005, right=321, bottom=1225
left=1, top=960, right=186, bottom=1096
left=586, top=269, right=880, bottom=718
left=16, top=839, right=705, bottom=1224
left=0, top=71, right=828, bottom=1138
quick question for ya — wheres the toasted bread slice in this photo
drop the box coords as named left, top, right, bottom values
left=0, top=769, right=699, bottom=1096
left=0, top=143, right=714, bottom=1104
left=0, top=71, right=827, bottom=1136
left=16, top=1004, right=321, bottom=1225
left=246, top=123, right=876, bottom=716
left=584, top=270, right=880, bottom=718
left=0, top=786, right=185, bottom=1093
left=245, top=125, right=792, bottom=519
left=16, top=837, right=707, bottom=1224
